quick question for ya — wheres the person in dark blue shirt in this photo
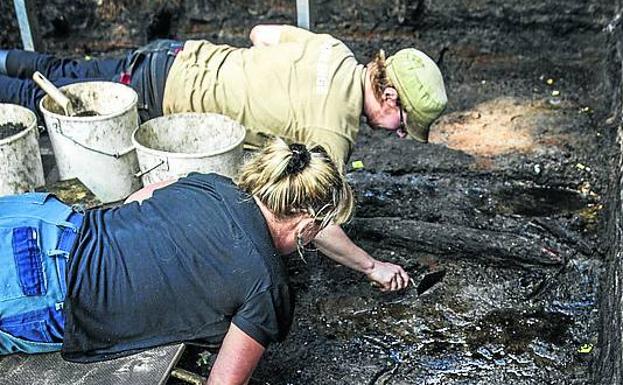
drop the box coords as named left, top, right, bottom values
left=0, top=139, right=354, bottom=385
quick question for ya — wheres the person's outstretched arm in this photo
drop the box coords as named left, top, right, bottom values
left=206, top=323, right=265, bottom=385
left=314, top=224, right=410, bottom=292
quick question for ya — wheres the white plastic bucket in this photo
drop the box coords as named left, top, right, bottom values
left=133, top=113, right=246, bottom=185
left=40, top=82, right=141, bottom=203
left=0, top=104, right=45, bottom=196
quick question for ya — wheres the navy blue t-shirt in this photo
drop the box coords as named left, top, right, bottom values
left=61, top=173, right=293, bottom=362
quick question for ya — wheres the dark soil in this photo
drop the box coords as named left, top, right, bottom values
left=1, top=1, right=620, bottom=384
left=73, top=110, right=99, bottom=117
left=0, top=122, right=27, bottom=140
left=65, top=92, right=97, bottom=116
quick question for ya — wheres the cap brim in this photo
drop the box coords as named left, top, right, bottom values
left=404, top=111, right=430, bottom=143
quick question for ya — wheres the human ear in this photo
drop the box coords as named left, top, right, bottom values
left=297, top=217, right=319, bottom=243
left=381, top=87, right=399, bottom=107
left=383, top=87, right=398, bottom=99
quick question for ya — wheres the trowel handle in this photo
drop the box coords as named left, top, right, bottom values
left=32, top=71, right=74, bottom=115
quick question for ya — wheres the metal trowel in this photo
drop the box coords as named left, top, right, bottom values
left=416, top=269, right=447, bottom=295
left=32, top=71, right=76, bottom=116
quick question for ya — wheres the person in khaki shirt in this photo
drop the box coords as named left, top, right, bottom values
left=163, top=25, right=447, bottom=166
left=0, top=24, right=447, bottom=294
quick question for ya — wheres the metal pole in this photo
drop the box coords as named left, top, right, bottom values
left=14, top=0, right=41, bottom=51
left=296, top=0, right=310, bottom=30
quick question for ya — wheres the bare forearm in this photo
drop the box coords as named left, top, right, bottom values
left=314, top=224, right=410, bottom=291
left=205, top=376, right=249, bottom=385
left=314, top=224, right=375, bottom=273
left=205, top=324, right=264, bottom=385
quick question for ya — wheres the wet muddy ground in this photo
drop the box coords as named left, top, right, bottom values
left=1, top=1, right=620, bottom=384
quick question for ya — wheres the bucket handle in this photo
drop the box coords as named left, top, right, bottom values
left=134, top=158, right=168, bottom=179
left=49, top=119, right=134, bottom=159
left=36, top=125, right=46, bottom=139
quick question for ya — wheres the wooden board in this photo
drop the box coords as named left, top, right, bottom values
left=0, top=344, right=185, bottom=385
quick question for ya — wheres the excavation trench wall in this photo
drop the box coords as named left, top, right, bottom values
left=1, top=1, right=622, bottom=384
left=596, top=1, right=623, bottom=383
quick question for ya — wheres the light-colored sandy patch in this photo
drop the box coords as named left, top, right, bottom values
left=430, top=97, right=551, bottom=157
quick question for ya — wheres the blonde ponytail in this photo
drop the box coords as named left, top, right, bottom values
left=237, top=138, right=354, bottom=228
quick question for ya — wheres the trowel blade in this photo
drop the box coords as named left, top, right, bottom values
left=417, top=269, right=447, bottom=295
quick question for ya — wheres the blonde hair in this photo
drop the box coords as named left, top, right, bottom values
left=237, top=138, right=354, bottom=228
left=367, top=49, right=390, bottom=102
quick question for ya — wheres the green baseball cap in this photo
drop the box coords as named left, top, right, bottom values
left=386, top=48, right=447, bottom=142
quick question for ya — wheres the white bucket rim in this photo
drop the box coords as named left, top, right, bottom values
left=0, top=104, right=38, bottom=146
left=39, top=81, right=138, bottom=122
left=132, top=113, right=246, bottom=159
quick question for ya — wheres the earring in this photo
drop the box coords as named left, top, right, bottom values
left=295, top=232, right=308, bottom=264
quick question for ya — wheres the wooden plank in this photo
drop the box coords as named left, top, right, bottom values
left=0, top=344, right=185, bottom=385
left=13, top=0, right=41, bottom=51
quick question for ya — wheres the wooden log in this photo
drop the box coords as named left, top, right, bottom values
left=348, top=217, right=570, bottom=267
